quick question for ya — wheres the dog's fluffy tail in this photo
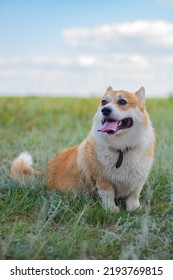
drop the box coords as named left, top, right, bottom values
left=11, top=152, right=43, bottom=183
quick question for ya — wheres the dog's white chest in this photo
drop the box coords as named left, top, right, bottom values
left=97, top=147, right=152, bottom=198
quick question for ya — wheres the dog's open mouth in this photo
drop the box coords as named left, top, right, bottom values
left=98, top=118, right=133, bottom=135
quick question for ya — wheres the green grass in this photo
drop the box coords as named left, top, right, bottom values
left=0, top=96, right=173, bottom=260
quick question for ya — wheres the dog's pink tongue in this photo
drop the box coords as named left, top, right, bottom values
left=98, top=120, right=118, bottom=133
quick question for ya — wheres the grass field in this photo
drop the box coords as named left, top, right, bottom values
left=0, top=96, right=173, bottom=260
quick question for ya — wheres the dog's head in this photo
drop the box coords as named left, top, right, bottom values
left=92, top=86, right=149, bottom=147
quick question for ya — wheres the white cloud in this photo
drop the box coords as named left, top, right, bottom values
left=0, top=70, right=19, bottom=78
left=77, top=56, right=96, bottom=67
left=63, top=20, right=173, bottom=50
left=0, top=52, right=171, bottom=97
left=0, top=53, right=150, bottom=78
left=0, top=55, right=98, bottom=68
left=0, top=20, right=173, bottom=97
left=0, top=56, right=72, bottom=67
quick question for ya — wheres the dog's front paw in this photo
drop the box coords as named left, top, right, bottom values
left=107, top=203, right=120, bottom=213
left=126, top=198, right=140, bottom=212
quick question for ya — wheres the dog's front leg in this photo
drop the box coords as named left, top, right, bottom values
left=96, top=180, right=119, bottom=213
left=126, top=185, right=143, bottom=211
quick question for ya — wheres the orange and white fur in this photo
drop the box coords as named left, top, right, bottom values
left=11, top=86, right=155, bottom=212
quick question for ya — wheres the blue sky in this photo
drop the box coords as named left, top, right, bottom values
left=0, top=0, right=173, bottom=97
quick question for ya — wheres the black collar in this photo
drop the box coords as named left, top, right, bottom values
left=110, top=147, right=131, bottom=169
left=116, top=150, right=124, bottom=168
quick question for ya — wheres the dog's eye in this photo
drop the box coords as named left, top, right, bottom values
left=118, top=99, right=127, bottom=105
left=101, top=99, right=108, bottom=106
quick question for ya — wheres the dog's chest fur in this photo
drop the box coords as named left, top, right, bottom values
left=96, top=145, right=152, bottom=198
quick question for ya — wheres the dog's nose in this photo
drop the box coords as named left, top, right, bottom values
left=101, top=106, right=112, bottom=116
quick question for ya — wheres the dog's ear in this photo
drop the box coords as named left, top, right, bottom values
left=135, top=87, right=145, bottom=104
left=106, top=86, right=113, bottom=92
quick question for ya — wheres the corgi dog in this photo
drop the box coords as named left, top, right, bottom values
left=11, top=86, right=155, bottom=212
